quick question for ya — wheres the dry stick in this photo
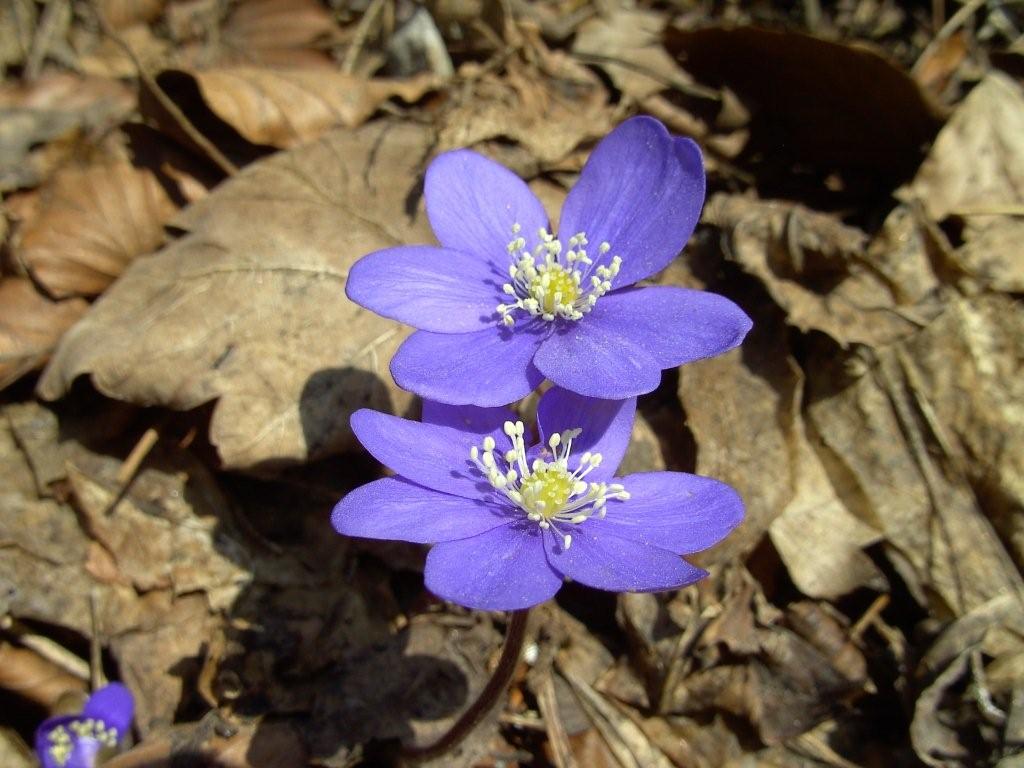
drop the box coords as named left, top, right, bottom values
left=401, top=609, right=530, bottom=763
left=341, top=0, right=388, bottom=75
left=24, top=0, right=68, bottom=81
left=90, top=2, right=239, bottom=177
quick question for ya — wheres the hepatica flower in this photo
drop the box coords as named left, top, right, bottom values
left=347, top=116, right=752, bottom=406
left=332, top=388, right=743, bottom=610
left=35, top=683, right=133, bottom=768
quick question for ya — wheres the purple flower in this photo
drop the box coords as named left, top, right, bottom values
left=35, top=683, right=134, bottom=768
left=332, top=387, right=743, bottom=610
left=346, top=115, right=752, bottom=406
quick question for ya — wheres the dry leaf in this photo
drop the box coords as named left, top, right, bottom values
left=38, top=120, right=433, bottom=470
left=0, top=279, right=87, bottom=390
left=0, top=642, right=88, bottom=709
left=67, top=464, right=250, bottom=607
left=572, top=9, right=693, bottom=100
left=439, top=55, right=613, bottom=165
left=906, top=73, right=1024, bottom=221
left=806, top=302, right=1024, bottom=617
left=769, top=418, right=887, bottom=599
left=903, top=73, right=1024, bottom=293
left=163, top=67, right=439, bottom=149
left=707, top=194, right=942, bottom=347
left=97, top=0, right=165, bottom=30
left=15, top=162, right=178, bottom=298
left=111, top=594, right=211, bottom=734
left=0, top=73, right=135, bottom=191
left=218, top=0, right=337, bottom=68
left=895, top=295, right=1024, bottom=569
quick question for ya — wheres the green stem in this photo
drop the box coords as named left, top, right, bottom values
left=401, top=609, right=530, bottom=763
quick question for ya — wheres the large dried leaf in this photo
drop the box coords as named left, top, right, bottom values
left=903, top=73, right=1024, bottom=293
left=38, top=120, right=432, bottom=470
left=0, top=278, right=87, bottom=390
left=806, top=298, right=1024, bottom=616
left=15, top=162, right=178, bottom=298
left=906, top=73, right=1024, bottom=221
left=161, top=68, right=440, bottom=149
left=707, top=195, right=942, bottom=347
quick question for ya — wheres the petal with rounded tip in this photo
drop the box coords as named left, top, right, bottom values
left=599, top=471, right=745, bottom=554
left=426, top=149, right=549, bottom=268
left=559, top=117, right=705, bottom=287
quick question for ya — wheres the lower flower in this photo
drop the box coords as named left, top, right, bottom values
left=35, top=683, right=134, bottom=768
left=332, top=388, right=744, bottom=611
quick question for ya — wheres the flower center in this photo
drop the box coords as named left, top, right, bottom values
left=46, top=717, right=119, bottom=766
left=497, top=225, right=622, bottom=326
left=470, top=421, right=630, bottom=549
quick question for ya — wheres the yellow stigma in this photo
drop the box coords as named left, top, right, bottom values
left=520, top=467, right=575, bottom=518
left=534, top=265, right=580, bottom=316
left=497, top=226, right=619, bottom=326
left=470, top=421, right=630, bottom=550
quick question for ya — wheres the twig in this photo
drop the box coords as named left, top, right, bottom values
left=535, top=669, right=578, bottom=768
left=341, top=0, right=388, bottom=75
left=89, top=590, right=105, bottom=691
left=2, top=617, right=90, bottom=681
left=849, top=593, right=890, bottom=643
left=116, top=427, right=160, bottom=487
left=24, top=0, right=67, bottom=81
left=90, top=1, right=239, bottom=177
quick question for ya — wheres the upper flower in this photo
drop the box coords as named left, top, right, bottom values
left=332, top=387, right=744, bottom=610
left=35, top=683, right=134, bottom=768
left=346, top=115, right=753, bottom=406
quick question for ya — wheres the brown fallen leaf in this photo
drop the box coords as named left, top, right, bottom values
left=805, top=300, right=1024, bottom=617
left=14, top=162, right=178, bottom=298
left=572, top=8, right=695, bottom=101
left=97, top=0, right=165, bottom=30
left=706, top=194, right=943, bottom=347
left=67, top=464, right=250, bottom=606
left=38, top=120, right=433, bottom=470
left=159, top=67, right=439, bottom=149
left=217, top=0, right=338, bottom=68
left=439, top=50, right=613, bottom=166
left=0, top=278, right=87, bottom=390
left=903, top=73, right=1024, bottom=293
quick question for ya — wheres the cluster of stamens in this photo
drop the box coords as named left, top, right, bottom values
left=46, top=718, right=118, bottom=766
left=497, top=225, right=622, bottom=326
left=470, top=421, right=630, bottom=549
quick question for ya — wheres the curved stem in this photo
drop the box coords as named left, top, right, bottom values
left=401, top=609, right=530, bottom=763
